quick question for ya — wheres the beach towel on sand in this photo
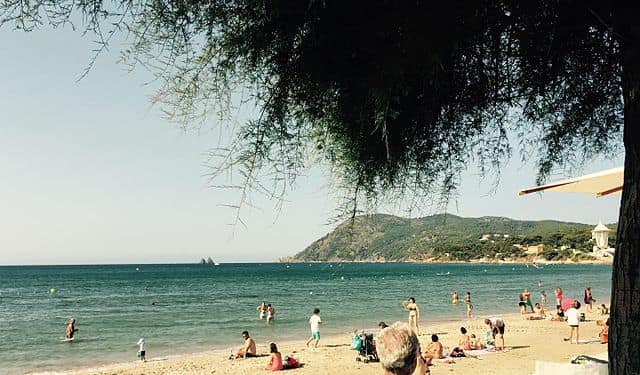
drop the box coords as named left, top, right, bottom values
left=532, top=361, right=607, bottom=375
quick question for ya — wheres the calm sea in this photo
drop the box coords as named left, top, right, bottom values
left=0, top=263, right=612, bottom=374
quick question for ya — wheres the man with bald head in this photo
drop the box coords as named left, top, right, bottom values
left=377, top=322, right=428, bottom=375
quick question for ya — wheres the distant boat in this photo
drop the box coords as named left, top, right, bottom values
left=214, top=262, right=220, bottom=266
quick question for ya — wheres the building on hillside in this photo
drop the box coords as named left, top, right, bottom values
left=592, top=222, right=615, bottom=257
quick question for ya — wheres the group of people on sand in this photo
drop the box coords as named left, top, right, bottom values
left=376, top=318, right=506, bottom=375
left=231, top=308, right=321, bottom=371
left=256, top=302, right=276, bottom=324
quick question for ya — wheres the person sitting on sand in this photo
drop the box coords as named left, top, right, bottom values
left=598, top=303, right=609, bottom=315
left=377, top=322, right=428, bottom=375
left=423, top=334, right=444, bottom=362
left=551, top=305, right=566, bottom=321
left=598, top=318, right=609, bottom=344
left=265, top=342, right=283, bottom=371
left=458, top=327, right=472, bottom=350
left=65, top=318, right=78, bottom=339
left=469, top=334, right=485, bottom=350
left=234, top=331, right=257, bottom=358
left=526, top=303, right=547, bottom=320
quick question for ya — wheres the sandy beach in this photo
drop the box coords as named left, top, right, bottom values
left=50, top=309, right=609, bottom=375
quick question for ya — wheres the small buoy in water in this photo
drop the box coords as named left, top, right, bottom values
left=309, top=291, right=313, bottom=295
left=135, top=267, right=140, bottom=271
left=340, top=276, right=345, bottom=280
left=49, top=288, right=57, bottom=294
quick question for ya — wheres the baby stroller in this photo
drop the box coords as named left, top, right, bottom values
left=354, top=333, right=379, bottom=363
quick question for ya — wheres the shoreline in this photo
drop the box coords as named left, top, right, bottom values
left=30, top=307, right=611, bottom=375
left=40, top=310, right=610, bottom=375
left=280, top=259, right=614, bottom=265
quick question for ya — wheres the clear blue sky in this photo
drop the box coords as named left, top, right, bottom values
left=0, top=26, right=624, bottom=265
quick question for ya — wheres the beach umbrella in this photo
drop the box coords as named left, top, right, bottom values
left=518, top=166, right=623, bottom=197
left=561, top=298, right=574, bottom=311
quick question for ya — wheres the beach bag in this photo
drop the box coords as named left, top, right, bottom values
left=351, top=335, right=363, bottom=351
left=284, top=356, right=300, bottom=369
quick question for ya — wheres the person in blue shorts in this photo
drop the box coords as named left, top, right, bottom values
left=305, top=308, right=322, bottom=348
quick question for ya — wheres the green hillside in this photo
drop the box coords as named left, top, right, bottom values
left=290, top=214, right=617, bottom=262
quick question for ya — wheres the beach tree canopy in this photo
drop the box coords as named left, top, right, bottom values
left=1, top=1, right=638, bottom=372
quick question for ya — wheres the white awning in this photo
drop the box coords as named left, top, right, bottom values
left=518, top=167, right=623, bottom=198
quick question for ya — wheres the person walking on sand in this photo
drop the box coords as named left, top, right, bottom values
left=464, top=292, right=473, bottom=319
left=305, top=308, right=322, bottom=348
left=584, top=287, right=595, bottom=312
left=136, top=338, right=146, bottom=361
left=402, top=297, right=420, bottom=334
left=564, top=300, right=581, bottom=344
left=484, top=317, right=505, bottom=350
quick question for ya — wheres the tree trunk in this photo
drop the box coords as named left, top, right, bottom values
left=609, top=19, right=640, bottom=375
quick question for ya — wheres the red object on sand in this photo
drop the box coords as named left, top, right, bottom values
left=561, top=298, right=574, bottom=311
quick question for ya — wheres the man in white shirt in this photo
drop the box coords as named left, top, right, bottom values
left=305, top=308, right=322, bottom=348
left=565, top=300, right=581, bottom=344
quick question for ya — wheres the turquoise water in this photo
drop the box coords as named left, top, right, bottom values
left=0, top=263, right=611, bottom=374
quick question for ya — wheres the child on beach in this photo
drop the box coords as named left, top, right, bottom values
left=136, top=338, right=146, bottom=361
left=305, top=308, right=322, bottom=348
left=541, top=290, right=547, bottom=306
left=564, top=300, right=581, bottom=344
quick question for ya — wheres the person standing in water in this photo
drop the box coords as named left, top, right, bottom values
left=257, top=302, right=267, bottom=320
left=540, top=290, right=547, bottom=306
left=65, top=318, right=78, bottom=339
left=402, top=297, right=420, bottom=334
left=452, top=291, right=459, bottom=304
left=266, top=304, right=275, bottom=324
left=465, top=292, right=473, bottom=319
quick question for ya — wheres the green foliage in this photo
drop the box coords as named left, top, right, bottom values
left=293, top=214, right=608, bottom=262
left=0, top=1, right=623, bottom=217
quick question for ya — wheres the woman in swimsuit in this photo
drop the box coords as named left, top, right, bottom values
left=465, top=292, right=473, bottom=318
left=584, top=287, right=594, bottom=312
left=555, top=288, right=563, bottom=305
left=257, top=302, right=267, bottom=320
left=452, top=291, right=459, bottom=304
left=266, top=304, right=275, bottom=324
left=402, top=297, right=420, bottom=334
left=265, top=342, right=283, bottom=371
